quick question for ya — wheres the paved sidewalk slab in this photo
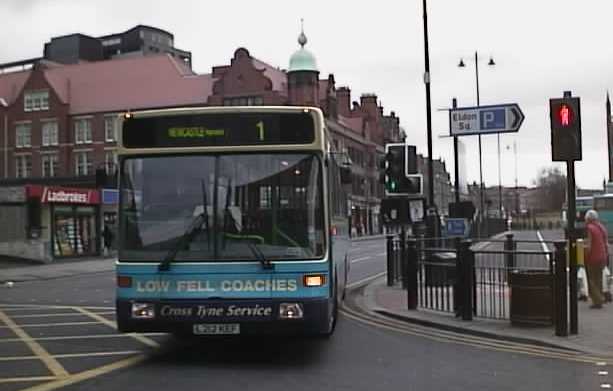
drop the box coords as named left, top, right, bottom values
left=0, top=257, right=115, bottom=283
left=362, top=277, right=613, bottom=358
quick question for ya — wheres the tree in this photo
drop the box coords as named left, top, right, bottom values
left=533, top=166, right=566, bottom=211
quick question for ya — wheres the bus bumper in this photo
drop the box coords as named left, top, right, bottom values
left=116, top=298, right=331, bottom=335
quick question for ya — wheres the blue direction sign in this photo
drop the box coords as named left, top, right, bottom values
left=446, top=218, right=469, bottom=238
left=449, top=103, right=524, bottom=136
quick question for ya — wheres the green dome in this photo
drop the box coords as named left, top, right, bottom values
left=288, top=29, right=318, bottom=72
left=288, top=48, right=318, bottom=72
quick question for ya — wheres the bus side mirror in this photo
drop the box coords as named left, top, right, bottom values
left=340, top=167, right=352, bottom=185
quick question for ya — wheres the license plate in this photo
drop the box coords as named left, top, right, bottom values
left=193, top=323, right=240, bottom=335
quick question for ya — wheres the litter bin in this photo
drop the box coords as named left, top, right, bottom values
left=509, top=270, right=553, bottom=326
left=425, top=252, right=456, bottom=287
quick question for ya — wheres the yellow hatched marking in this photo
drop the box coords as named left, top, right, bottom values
left=0, top=321, right=102, bottom=329
left=0, top=350, right=142, bottom=362
left=0, top=310, right=69, bottom=378
left=73, top=307, right=160, bottom=348
left=0, top=304, right=114, bottom=310
left=19, top=355, right=145, bottom=391
left=9, top=311, right=114, bottom=319
left=0, top=333, right=164, bottom=343
left=0, top=376, right=57, bottom=384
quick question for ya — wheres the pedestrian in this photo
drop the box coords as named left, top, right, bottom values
left=103, top=225, right=114, bottom=256
left=584, top=210, right=608, bottom=309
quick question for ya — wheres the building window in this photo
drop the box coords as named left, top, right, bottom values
left=104, top=116, right=118, bottom=142
left=104, top=151, right=117, bottom=174
left=15, top=123, right=31, bottom=148
left=41, top=154, right=58, bottom=177
left=102, top=38, right=121, bottom=46
left=74, top=152, right=92, bottom=176
left=24, top=91, right=49, bottom=112
left=74, top=119, right=92, bottom=144
left=15, top=155, right=32, bottom=178
left=42, top=121, right=59, bottom=146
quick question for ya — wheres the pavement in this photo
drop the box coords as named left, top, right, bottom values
left=352, top=230, right=613, bottom=359
left=0, top=255, right=116, bottom=283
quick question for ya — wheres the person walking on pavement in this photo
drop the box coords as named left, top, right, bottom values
left=584, top=210, right=608, bottom=309
left=102, top=225, right=114, bottom=256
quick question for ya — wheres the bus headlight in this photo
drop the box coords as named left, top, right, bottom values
left=131, top=303, right=155, bottom=319
left=279, top=303, right=304, bottom=319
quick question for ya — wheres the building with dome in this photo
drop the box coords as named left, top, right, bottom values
left=0, top=25, right=450, bottom=261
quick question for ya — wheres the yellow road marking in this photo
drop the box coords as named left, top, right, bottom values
left=0, top=321, right=102, bottom=329
left=0, top=350, right=142, bottom=362
left=73, top=307, right=160, bottom=348
left=0, top=332, right=164, bottom=343
left=340, top=307, right=610, bottom=363
left=0, top=304, right=114, bottom=310
left=19, top=355, right=146, bottom=391
left=9, top=311, right=115, bottom=319
left=0, top=376, right=57, bottom=384
left=0, top=310, right=69, bottom=378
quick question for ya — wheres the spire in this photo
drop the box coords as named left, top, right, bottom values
left=298, top=18, right=307, bottom=48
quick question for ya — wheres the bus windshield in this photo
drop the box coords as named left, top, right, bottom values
left=119, top=153, right=325, bottom=262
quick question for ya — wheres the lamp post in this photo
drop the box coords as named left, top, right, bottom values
left=506, top=140, right=519, bottom=215
left=458, top=52, right=495, bottom=231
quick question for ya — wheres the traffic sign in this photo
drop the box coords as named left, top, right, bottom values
left=446, top=218, right=469, bottom=237
left=449, top=103, right=524, bottom=136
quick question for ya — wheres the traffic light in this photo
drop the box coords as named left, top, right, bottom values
left=383, top=144, right=405, bottom=195
left=550, top=95, right=582, bottom=161
left=382, top=144, right=421, bottom=196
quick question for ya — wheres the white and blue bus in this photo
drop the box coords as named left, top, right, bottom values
left=115, top=106, right=351, bottom=337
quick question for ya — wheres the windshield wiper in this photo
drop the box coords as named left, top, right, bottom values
left=159, top=180, right=209, bottom=272
left=248, top=242, right=274, bottom=270
left=159, top=213, right=206, bottom=271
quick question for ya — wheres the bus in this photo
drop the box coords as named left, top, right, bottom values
left=593, top=194, right=613, bottom=240
left=115, top=106, right=351, bottom=337
left=562, top=196, right=593, bottom=237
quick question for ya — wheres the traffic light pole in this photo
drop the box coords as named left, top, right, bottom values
left=567, top=159, right=578, bottom=335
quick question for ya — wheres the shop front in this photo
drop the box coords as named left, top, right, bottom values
left=26, top=185, right=101, bottom=259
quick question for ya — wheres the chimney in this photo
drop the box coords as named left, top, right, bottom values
left=337, top=87, right=351, bottom=117
left=360, top=93, right=378, bottom=119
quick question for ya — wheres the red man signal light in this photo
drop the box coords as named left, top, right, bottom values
left=549, top=96, right=582, bottom=161
left=558, top=103, right=573, bottom=127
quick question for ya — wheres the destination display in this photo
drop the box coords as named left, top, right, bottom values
left=122, top=112, right=316, bottom=148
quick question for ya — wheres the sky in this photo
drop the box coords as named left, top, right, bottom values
left=1, top=0, right=611, bottom=190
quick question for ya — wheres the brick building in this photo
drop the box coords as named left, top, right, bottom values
left=0, top=26, right=433, bottom=261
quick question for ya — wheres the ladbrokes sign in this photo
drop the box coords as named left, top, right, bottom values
left=41, top=187, right=100, bottom=204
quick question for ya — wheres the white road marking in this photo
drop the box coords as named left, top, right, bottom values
left=351, top=256, right=372, bottom=264
left=536, top=230, right=552, bottom=261
left=347, top=272, right=387, bottom=289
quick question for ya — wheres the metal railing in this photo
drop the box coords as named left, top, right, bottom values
left=386, top=233, right=563, bottom=325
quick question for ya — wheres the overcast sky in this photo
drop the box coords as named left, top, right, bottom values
left=1, top=0, right=611, bottom=189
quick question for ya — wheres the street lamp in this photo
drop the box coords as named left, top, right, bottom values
left=458, top=52, right=496, bottom=230
left=506, top=140, right=519, bottom=215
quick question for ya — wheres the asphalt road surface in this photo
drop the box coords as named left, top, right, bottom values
left=0, top=234, right=610, bottom=391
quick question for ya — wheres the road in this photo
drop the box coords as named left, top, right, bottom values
left=0, top=233, right=610, bottom=391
